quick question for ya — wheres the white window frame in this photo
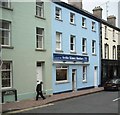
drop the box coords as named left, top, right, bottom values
left=92, top=40, right=96, bottom=54
left=1, top=61, right=12, bottom=89
left=105, top=44, right=109, bottom=59
left=105, top=26, right=108, bottom=39
left=113, top=29, right=115, bottom=40
left=82, top=66, right=87, bottom=82
left=0, top=0, right=11, bottom=8
left=56, top=65, right=68, bottom=83
left=56, top=32, right=62, bottom=51
left=82, top=17, right=86, bottom=28
left=70, top=35, right=76, bottom=52
left=0, top=20, right=11, bottom=46
left=36, top=27, right=44, bottom=49
left=55, top=7, right=62, bottom=20
left=70, top=12, right=75, bottom=24
left=36, top=0, right=44, bottom=18
left=113, top=46, right=116, bottom=60
left=92, top=21, right=96, bottom=31
left=82, top=38, right=87, bottom=53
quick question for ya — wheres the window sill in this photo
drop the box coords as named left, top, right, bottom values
left=70, top=23, right=76, bottom=26
left=35, top=48, right=46, bottom=51
left=82, top=52, right=88, bottom=55
left=82, top=81, right=87, bottom=83
left=35, top=15, right=46, bottom=20
left=70, top=51, right=76, bottom=54
left=55, top=18, right=63, bottom=22
left=0, top=6, right=13, bottom=11
left=113, top=40, right=116, bottom=42
left=56, top=81, right=69, bottom=85
left=2, top=46, right=14, bottom=49
left=55, top=50, right=63, bottom=53
left=92, top=30, right=96, bottom=32
left=92, top=54, right=97, bottom=56
left=82, top=26, right=87, bottom=29
left=105, top=37, right=108, bottom=40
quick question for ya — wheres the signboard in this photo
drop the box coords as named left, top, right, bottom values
left=53, top=53, right=89, bottom=62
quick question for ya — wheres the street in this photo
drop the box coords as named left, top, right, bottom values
left=19, top=91, right=120, bottom=113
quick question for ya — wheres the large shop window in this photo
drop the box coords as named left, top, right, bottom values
left=56, top=66, right=68, bottom=82
left=1, top=61, right=12, bottom=88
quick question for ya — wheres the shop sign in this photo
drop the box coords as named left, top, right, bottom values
left=53, top=53, right=89, bottom=62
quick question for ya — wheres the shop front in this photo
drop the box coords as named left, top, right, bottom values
left=52, top=53, right=98, bottom=94
left=101, top=59, right=120, bottom=86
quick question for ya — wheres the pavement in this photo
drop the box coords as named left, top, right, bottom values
left=2, top=87, right=104, bottom=114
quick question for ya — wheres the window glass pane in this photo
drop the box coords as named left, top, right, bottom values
left=2, top=61, right=12, bottom=88
left=56, top=69, right=67, bottom=81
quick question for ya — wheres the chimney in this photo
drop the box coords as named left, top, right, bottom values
left=68, top=0, right=82, bottom=9
left=107, top=15, right=116, bottom=26
left=93, top=6, right=103, bottom=18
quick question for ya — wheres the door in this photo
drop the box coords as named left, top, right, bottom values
left=72, top=69, right=76, bottom=91
left=36, top=62, right=43, bottom=85
left=94, top=66, right=98, bottom=87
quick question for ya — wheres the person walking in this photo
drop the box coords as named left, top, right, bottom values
left=36, top=81, right=46, bottom=100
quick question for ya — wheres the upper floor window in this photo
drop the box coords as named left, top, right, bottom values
left=36, top=27, right=44, bottom=49
left=55, top=7, right=62, bottom=20
left=82, top=17, right=86, bottom=28
left=113, top=46, right=116, bottom=60
left=56, top=32, right=62, bottom=51
left=82, top=38, right=87, bottom=53
left=70, top=13, right=75, bottom=24
left=113, top=29, right=115, bottom=40
left=36, top=0, right=44, bottom=18
left=1, top=61, right=12, bottom=88
left=0, top=20, right=11, bottom=46
left=92, top=21, right=96, bottom=31
left=104, top=44, right=109, bottom=59
left=105, top=26, right=108, bottom=39
left=82, top=66, right=87, bottom=82
left=0, top=0, right=11, bottom=8
left=92, top=40, right=96, bottom=54
left=70, top=35, right=76, bottom=52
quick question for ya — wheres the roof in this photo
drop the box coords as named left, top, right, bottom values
left=53, top=1, right=120, bottom=32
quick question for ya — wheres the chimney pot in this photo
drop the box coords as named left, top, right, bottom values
left=107, top=15, right=116, bottom=26
left=93, top=6, right=103, bottom=18
left=68, top=0, right=82, bottom=9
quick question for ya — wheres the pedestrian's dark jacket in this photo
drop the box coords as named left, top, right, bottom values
left=36, top=83, right=42, bottom=92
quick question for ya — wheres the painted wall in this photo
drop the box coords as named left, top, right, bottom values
left=102, top=24, right=119, bottom=60
left=51, top=2, right=101, bottom=93
left=0, top=1, right=52, bottom=101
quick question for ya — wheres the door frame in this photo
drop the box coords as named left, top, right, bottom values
left=72, top=69, right=77, bottom=91
left=94, top=66, right=98, bottom=87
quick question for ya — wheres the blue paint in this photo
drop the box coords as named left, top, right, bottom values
left=51, top=2, right=101, bottom=94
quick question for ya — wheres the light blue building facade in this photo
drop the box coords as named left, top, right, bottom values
left=51, top=2, right=101, bottom=94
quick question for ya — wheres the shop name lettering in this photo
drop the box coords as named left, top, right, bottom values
left=53, top=54, right=89, bottom=62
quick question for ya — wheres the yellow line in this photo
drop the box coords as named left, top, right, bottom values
left=7, top=103, right=54, bottom=114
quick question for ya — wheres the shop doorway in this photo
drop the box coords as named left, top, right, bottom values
left=72, top=69, right=77, bottom=91
left=94, top=66, right=98, bottom=87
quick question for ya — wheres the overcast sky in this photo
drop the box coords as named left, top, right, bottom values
left=61, top=0, right=119, bottom=27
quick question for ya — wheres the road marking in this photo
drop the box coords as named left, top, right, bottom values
left=7, top=103, right=54, bottom=114
left=113, top=97, right=120, bottom=102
